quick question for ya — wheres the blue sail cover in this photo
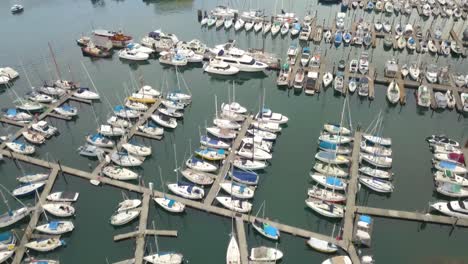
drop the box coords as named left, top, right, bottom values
left=48, top=221, right=60, bottom=230
left=231, top=169, right=258, bottom=184
left=90, top=134, right=102, bottom=142
left=359, top=215, right=372, bottom=223
left=319, top=141, right=337, bottom=151
left=6, top=109, right=17, bottom=116
left=440, top=161, right=456, bottom=169
left=114, top=105, right=124, bottom=112
left=326, top=177, right=343, bottom=186
left=317, top=151, right=337, bottom=160
left=264, top=224, right=278, bottom=237
left=62, top=105, right=74, bottom=111
left=0, top=232, right=12, bottom=243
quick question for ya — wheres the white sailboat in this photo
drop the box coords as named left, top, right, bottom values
left=226, top=233, right=241, bottom=264
left=154, top=166, right=185, bottom=213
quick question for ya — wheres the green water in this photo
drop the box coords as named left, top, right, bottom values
left=0, top=0, right=467, bottom=263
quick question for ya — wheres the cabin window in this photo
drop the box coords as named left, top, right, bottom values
left=240, top=59, right=255, bottom=65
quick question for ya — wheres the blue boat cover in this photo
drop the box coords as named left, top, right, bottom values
left=303, top=47, right=310, bottom=53
left=359, top=215, right=372, bottom=223
left=62, top=105, right=74, bottom=111
left=326, top=177, right=343, bottom=186
left=0, top=232, right=12, bottom=243
left=147, top=121, right=157, bottom=128
left=264, top=224, right=278, bottom=237
left=91, top=134, right=102, bottom=141
left=48, top=221, right=60, bottom=230
left=293, top=23, right=301, bottom=30
left=231, top=169, right=258, bottom=184
left=319, top=141, right=337, bottom=151
left=114, top=105, right=124, bottom=112
left=217, top=149, right=225, bottom=155
left=318, top=151, right=337, bottom=160
left=6, top=109, right=16, bottom=116
left=127, top=43, right=135, bottom=49
left=440, top=161, right=456, bottom=169
left=168, top=199, right=175, bottom=208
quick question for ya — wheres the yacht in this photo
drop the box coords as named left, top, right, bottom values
left=215, top=48, right=268, bottom=72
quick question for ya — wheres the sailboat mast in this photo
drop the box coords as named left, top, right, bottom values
left=48, top=42, right=62, bottom=81
left=158, top=166, right=166, bottom=194
left=215, top=95, right=219, bottom=118
left=20, top=61, right=33, bottom=89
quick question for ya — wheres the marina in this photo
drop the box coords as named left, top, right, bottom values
left=0, top=0, right=467, bottom=263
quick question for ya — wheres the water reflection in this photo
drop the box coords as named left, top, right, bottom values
left=142, top=0, right=193, bottom=13
left=91, top=0, right=105, bottom=7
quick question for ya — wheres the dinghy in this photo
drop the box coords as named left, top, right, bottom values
left=143, top=253, right=183, bottom=264
left=36, top=221, right=74, bottom=235
left=434, top=161, right=467, bottom=174
left=22, top=130, right=46, bottom=145
left=138, top=122, right=164, bottom=137
left=185, top=157, right=218, bottom=172
left=307, top=237, right=338, bottom=253
left=307, top=186, right=347, bottom=203
left=153, top=197, right=185, bottom=213
left=360, top=141, right=392, bottom=156
left=151, top=114, right=177, bottom=129
left=310, top=173, right=347, bottom=190
left=17, top=173, right=49, bottom=183
left=110, top=209, right=140, bottom=226
left=220, top=182, right=255, bottom=199
left=117, top=199, right=141, bottom=212
left=359, top=166, right=392, bottom=179
left=232, top=157, right=268, bottom=171
left=73, top=87, right=100, bottom=100
left=0, top=207, right=29, bottom=228
left=47, top=192, right=79, bottom=202
left=426, top=135, right=459, bottom=147
left=313, top=162, right=348, bottom=177
left=25, top=238, right=63, bottom=252
left=206, top=127, right=236, bottom=139
left=122, top=142, right=152, bottom=157
left=216, top=196, right=252, bottom=213
left=249, top=247, right=283, bottom=261
left=167, top=182, right=205, bottom=200
left=86, top=134, right=115, bottom=148
left=359, top=176, right=394, bottom=193
left=315, top=151, right=350, bottom=165
left=5, top=141, right=35, bottom=154
left=430, top=200, right=468, bottom=219
left=252, top=219, right=280, bottom=240
left=229, top=169, right=259, bottom=185
left=180, top=168, right=214, bottom=185
left=31, top=121, right=58, bottom=138
left=318, top=134, right=352, bottom=144
left=255, top=108, right=288, bottom=124
left=305, top=198, right=344, bottom=218
left=434, top=170, right=468, bottom=186
left=42, top=203, right=75, bottom=217
left=360, top=153, right=392, bottom=168
left=226, top=234, right=241, bottom=264
left=111, top=152, right=143, bottom=167
left=103, top=166, right=139, bottom=180
left=12, top=182, right=45, bottom=197
left=200, top=135, right=230, bottom=149
left=432, top=144, right=462, bottom=155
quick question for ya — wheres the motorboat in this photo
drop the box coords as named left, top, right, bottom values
left=5, top=141, right=35, bottom=154
left=434, top=170, right=468, bottom=186
left=307, top=185, right=347, bottom=203
left=31, top=121, right=58, bottom=138
left=310, top=173, right=347, bottom=190
left=11, top=4, right=24, bottom=13
left=16, top=101, right=44, bottom=112
left=180, top=168, right=214, bottom=185
left=143, top=253, right=183, bottom=264
left=254, top=21, right=263, bottom=32
left=98, top=124, right=125, bottom=137
left=242, top=137, right=273, bottom=153
left=102, top=166, right=138, bottom=180
left=386, top=80, right=400, bottom=104
left=86, top=133, right=115, bottom=148
left=434, top=160, right=467, bottom=174
left=42, top=203, right=75, bottom=217
left=220, top=182, right=255, bottom=199
left=47, top=192, right=79, bottom=202
left=252, top=219, right=280, bottom=240
left=426, top=135, right=459, bottom=147
left=244, top=20, right=254, bottom=31
left=93, top=29, right=133, bottom=48
left=293, top=68, right=305, bottom=90
left=263, top=21, right=272, bottom=34
left=110, top=209, right=140, bottom=226
left=307, top=237, right=338, bottom=253
left=176, top=48, right=203, bottom=63
left=36, top=221, right=74, bottom=235
left=25, top=238, right=64, bottom=252
left=54, top=105, right=78, bottom=117
left=118, top=49, right=149, bottom=61
left=73, top=87, right=100, bottom=100
left=186, top=157, right=218, bottom=172
left=138, top=85, right=161, bottom=97
left=322, top=72, right=333, bottom=87
left=432, top=144, right=462, bottom=155
left=300, top=47, right=311, bottom=67
left=249, top=247, right=283, bottom=261
left=215, top=48, right=268, bottom=72
left=111, top=152, right=143, bottom=167
left=216, top=196, right=252, bottom=213
left=430, top=200, right=468, bottom=219
left=159, top=51, right=188, bottom=66
left=151, top=114, right=177, bottom=129
left=203, top=59, right=240, bottom=75
left=37, top=85, right=65, bottom=96
left=2, top=108, right=32, bottom=123
left=78, top=144, right=105, bottom=158
left=426, top=65, right=438, bottom=83
left=255, top=108, right=288, bottom=124
left=22, top=130, right=46, bottom=145
left=168, top=182, right=205, bottom=200
left=359, top=176, right=394, bottom=193
left=305, top=198, right=344, bottom=218
left=434, top=92, right=448, bottom=109
left=224, top=18, right=233, bottom=29
left=107, top=116, right=130, bottom=128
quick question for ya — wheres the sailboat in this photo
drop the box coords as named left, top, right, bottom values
left=252, top=202, right=280, bottom=240
left=307, top=227, right=338, bottom=253
left=0, top=190, right=30, bottom=228
left=226, top=232, right=241, bottom=264
left=144, top=222, right=183, bottom=264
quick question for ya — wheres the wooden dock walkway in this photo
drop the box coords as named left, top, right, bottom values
left=342, top=131, right=362, bottom=264
left=114, top=229, right=178, bottom=241
left=235, top=217, right=249, bottom=264
left=134, top=193, right=150, bottom=264
left=355, top=206, right=468, bottom=227
left=204, top=116, right=253, bottom=205
left=12, top=166, right=60, bottom=264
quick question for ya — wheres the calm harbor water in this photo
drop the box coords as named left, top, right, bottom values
left=0, top=0, right=467, bottom=263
